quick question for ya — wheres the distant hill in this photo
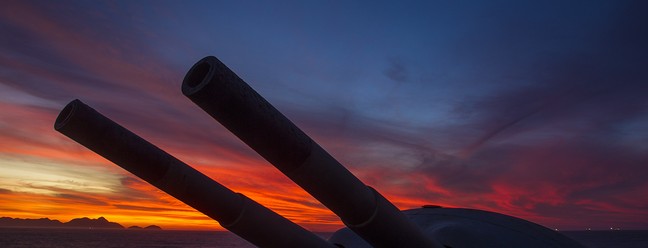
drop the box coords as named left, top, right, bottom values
left=0, top=217, right=161, bottom=230
left=64, top=217, right=123, bottom=229
left=0, top=217, right=62, bottom=228
left=128, top=225, right=162, bottom=230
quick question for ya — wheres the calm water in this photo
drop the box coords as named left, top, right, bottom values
left=1, top=228, right=646, bottom=247
left=0, top=228, right=255, bottom=248
left=563, top=230, right=648, bottom=248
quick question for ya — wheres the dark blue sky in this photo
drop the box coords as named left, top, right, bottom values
left=1, top=0, right=647, bottom=230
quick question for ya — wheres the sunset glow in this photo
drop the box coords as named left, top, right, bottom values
left=1, top=1, right=647, bottom=232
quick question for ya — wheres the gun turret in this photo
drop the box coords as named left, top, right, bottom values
left=55, top=55, right=586, bottom=248
left=54, top=99, right=335, bottom=248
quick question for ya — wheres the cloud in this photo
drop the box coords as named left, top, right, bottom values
left=0, top=155, right=123, bottom=195
left=57, top=193, right=109, bottom=206
left=403, top=136, right=648, bottom=228
left=383, top=58, right=409, bottom=83
left=114, top=204, right=193, bottom=213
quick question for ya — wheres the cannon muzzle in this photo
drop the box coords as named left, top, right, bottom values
left=54, top=99, right=335, bottom=248
left=182, top=56, right=441, bottom=248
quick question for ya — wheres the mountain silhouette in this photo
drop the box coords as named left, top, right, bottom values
left=128, top=225, right=162, bottom=230
left=0, top=217, right=62, bottom=227
left=64, top=216, right=123, bottom=229
left=0, top=217, right=160, bottom=230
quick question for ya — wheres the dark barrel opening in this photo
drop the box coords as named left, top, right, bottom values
left=54, top=99, right=79, bottom=130
left=184, top=59, right=212, bottom=88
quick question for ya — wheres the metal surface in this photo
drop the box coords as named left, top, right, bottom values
left=182, top=56, right=440, bottom=248
left=54, top=99, right=335, bottom=248
left=330, top=207, right=587, bottom=248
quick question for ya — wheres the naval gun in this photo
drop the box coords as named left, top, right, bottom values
left=54, top=99, right=334, bottom=248
left=55, top=55, right=585, bottom=247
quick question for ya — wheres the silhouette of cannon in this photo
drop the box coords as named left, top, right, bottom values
left=55, top=56, right=584, bottom=247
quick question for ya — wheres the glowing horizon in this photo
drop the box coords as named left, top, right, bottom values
left=1, top=1, right=647, bottom=232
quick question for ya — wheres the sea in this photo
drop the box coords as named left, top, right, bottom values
left=1, top=228, right=647, bottom=248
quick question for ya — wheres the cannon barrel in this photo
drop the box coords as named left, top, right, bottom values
left=182, top=56, right=441, bottom=248
left=54, top=99, right=335, bottom=248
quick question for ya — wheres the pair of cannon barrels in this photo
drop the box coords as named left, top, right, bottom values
left=55, top=56, right=441, bottom=248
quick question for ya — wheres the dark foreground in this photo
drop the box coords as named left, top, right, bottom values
left=562, top=230, right=648, bottom=248
left=1, top=228, right=646, bottom=248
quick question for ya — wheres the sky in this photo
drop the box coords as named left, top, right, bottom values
left=0, top=0, right=647, bottom=231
